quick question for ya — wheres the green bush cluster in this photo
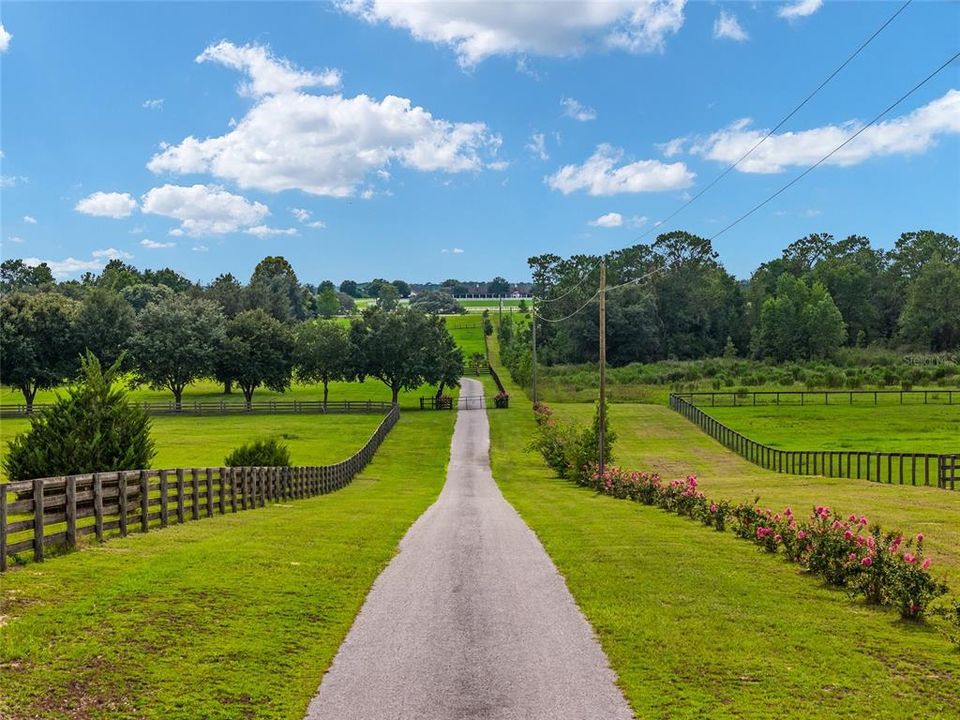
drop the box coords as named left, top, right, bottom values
left=529, top=402, right=615, bottom=481
left=224, top=437, right=292, bottom=467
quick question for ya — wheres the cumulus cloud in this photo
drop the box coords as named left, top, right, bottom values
left=526, top=132, right=549, bottom=161
left=92, top=248, right=134, bottom=260
left=6, top=236, right=25, bottom=244
left=0, top=24, right=11, bottom=53
left=245, top=225, right=298, bottom=237
left=192, top=244, right=210, bottom=252
left=148, top=41, right=501, bottom=197
left=657, top=136, right=687, bottom=157
left=561, top=97, right=597, bottom=122
left=140, top=184, right=269, bottom=235
left=142, top=98, right=164, bottom=110
left=75, top=191, right=138, bottom=218
left=691, top=89, right=960, bottom=173
left=547, top=144, right=695, bottom=195
left=778, top=0, right=823, bottom=20
left=23, top=215, right=37, bottom=224
left=140, top=239, right=176, bottom=249
left=291, top=208, right=326, bottom=228
left=0, top=175, right=28, bottom=188
left=589, top=212, right=624, bottom=228
left=713, top=11, right=748, bottom=41
left=23, top=256, right=104, bottom=278
left=339, top=0, right=686, bottom=67
left=196, top=40, right=342, bottom=97
left=441, top=247, right=465, bottom=254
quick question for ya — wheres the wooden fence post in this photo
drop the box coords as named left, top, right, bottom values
left=140, top=470, right=149, bottom=532
left=94, top=473, right=104, bottom=542
left=206, top=468, right=214, bottom=518
left=0, top=490, right=7, bottom=572
left=176, top=469, right=185, bottom=523
left=159, top=470, right=169, bottom=528
left=191, top=469, right=200, bottom=520
left=218, top=468, right=227, bottom=515
left=66, top=476, right=77, bottom=548
left=118, top=472, right=129, bottom=537
left=33, top=479, right=44, bottom=562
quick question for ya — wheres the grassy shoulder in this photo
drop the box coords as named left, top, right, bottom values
left=485, top=379, right=960, bottom=717
left=0, top=413, right=386, bottom=478
left=704, top=403, right=960, bottom=454
left=0, top=411, right=455, bottom=720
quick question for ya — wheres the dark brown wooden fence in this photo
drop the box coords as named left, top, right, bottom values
left=1, top=399, right=394, bottom=418
left=674, top=389, right=957, bottom=407
left=0, top=405, right=400, bottom=571
left=669, top=394, right=956, bottom=491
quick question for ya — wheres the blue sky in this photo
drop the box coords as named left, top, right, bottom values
left=1, top=1, right=958, bottom=284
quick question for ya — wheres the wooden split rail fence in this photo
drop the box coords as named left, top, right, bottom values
left=669, top=395, right=958, bottom=491
left=0, top=405, right=400, bottom=571
left=672, top=389, right=957, bottom=407
left=1, top=399, right=395, bottom=418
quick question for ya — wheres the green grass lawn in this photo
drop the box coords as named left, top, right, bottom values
left=704, top=403, right=960, bottom=454
left=0, top=411, right=456, bottom=720
left=485, top=359, right=960, bottom=717
left=0, top=413, right=386, bottom=476
left=444, top=315, right=487, bottom=358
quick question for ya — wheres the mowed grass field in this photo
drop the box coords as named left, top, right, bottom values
left=0, top=413, right=386, bottom=478
left=485, top=342, right=960, bottom=717
left=704, top=403, right=960, bottom=453
left=0, top=411, right=456, bottom=720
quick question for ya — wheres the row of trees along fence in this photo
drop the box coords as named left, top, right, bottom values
left=674, top=389, right=957, bottom=407
left=0, top=405, right=400, bottom=571
left=0, top=399, right=394, bottom=419
left=669, top=395, right=958, bottom=491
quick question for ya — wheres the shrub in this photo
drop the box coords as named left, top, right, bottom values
left=3, top=353, right=155, bottom=481
left=224, top=438, right=291, bottom=467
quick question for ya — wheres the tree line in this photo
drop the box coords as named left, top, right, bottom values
left=0, top=255, right=465, bottom=409
left=516, top=229, right=959, bottom=370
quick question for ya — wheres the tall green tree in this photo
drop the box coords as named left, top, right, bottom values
left=753, top=274, right=846, bottom=360
left=247, top=256, right=305, bottom=322
left=487, top=276, right=510, bottom=296
left=0, top=259, right=55, bottom=294
left=898, top=256, right=960, bottom=351
left=349, top=307, right=459, bottom=404
left=294, top=320, right=351, bottom=404
left=316, top=286, right=341, bottom=318
left=121, top=283, right=175, bottom=313
left=75, top=288, right=136, bottom=367
left=220, top=309, right=295, bottom=407
left=0, top=292, right=80, bottom=411
left=376, top=283, right=400, bottom=311
left=126, top=295, right=225, bottom=408
left=339, top=279, right=360, bottom=297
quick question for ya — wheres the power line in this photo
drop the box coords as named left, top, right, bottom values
left=599, top=47, right=960, bottom=298
left=628, top=0, right=914, bottom=244
left=534, top=0, right=913, bottom=306
left=533, top=288, right=601, bottom=323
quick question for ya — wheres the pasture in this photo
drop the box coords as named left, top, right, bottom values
left=0, top=411, right=456, bottom=719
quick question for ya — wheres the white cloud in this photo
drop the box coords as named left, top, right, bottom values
left=0, top=24, right=11, bottom=54
left=778, top=0, right=823, bottom=20
left=291, top=208, right=311, bottom=222
left=561, top=97, right=597, bottom=122
left=192, top=244, right=209, bottom=252
left=713, top=11, right=748, bottom=41
left=92, top=248, right=134, bottom=260
left=340, top=1, right=686, bottom=67
left=142, top=98, right=165, bottom=110
left=23, top=215, right=37, bottom=224
left=140, top=239, right=176, bottom=249
left=441, top=247, right=465, bottom=254
left=526, top=133, right=549, bottom=161
left=547, top=144, right=695, bottom=195
left=657, top=136, right=687, bottom=157
left=75, top=191, right=138, bottom=218
left=141, top=184, right=269, bottom=235
left=245, top=225, right=298, bottom=237
left=197, top=40, right=342, bottom=97
left=515, top=56, right=543, bottom=80
left=589, top=212, right=624, bottom=228
left=149, top=42, right=501, bottom=198
left=6, top=236, right=25, bottom=244
left=1, top=175, right=28, bottom=188
left=290, top=208, right=328, bottom=228
left=307, top=220, right=326, bottom=229
left=23, top=256, right=103, bottom=278
left=691, top=89, right=960, bottom=173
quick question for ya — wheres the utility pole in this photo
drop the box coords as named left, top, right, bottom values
left=598, top=259, right=607, bottom=476
left=531, top=302, right=538, bottom=405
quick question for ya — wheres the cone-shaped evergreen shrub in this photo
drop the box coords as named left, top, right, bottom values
left=3, top=352, right=155, bottom=481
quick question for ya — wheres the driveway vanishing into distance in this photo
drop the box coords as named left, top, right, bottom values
left=304, top=378, right=633, bottom=720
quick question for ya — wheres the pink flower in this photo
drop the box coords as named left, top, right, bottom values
left=710, top=504, right=718, bottom=514
left=916, top=533, right=924, bottom=543
left=861, top=556, right=873, bottom=567
left=849, top=553, right=858, bottom=562
left=859, top=515, right=868, bottom=525
left=904, top=553, right=916, bottom=565
left=774, top=534, right=782, bottom=543
left=866, top=536, right=876, bottom=550
left=848, top=514, right=857, bottom=522
left=797, top=530, right=806, bottom=540
left=843, top=530, right=854, bottom=541
left=922, top=558, right=932, bottom=570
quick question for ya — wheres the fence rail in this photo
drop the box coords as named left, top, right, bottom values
left=1, top=399, right=395, bottom=418
left=0, top=405, right=400, bottom=571
left=675, top=389, right=957, bottom=407
left=669, top=394, right=957, bottom=491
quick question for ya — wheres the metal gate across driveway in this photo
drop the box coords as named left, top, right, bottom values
left=458, top=395, right=487, bottom=411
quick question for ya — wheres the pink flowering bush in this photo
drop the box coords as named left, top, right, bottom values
left=578, top=460, right=950, bottom=621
